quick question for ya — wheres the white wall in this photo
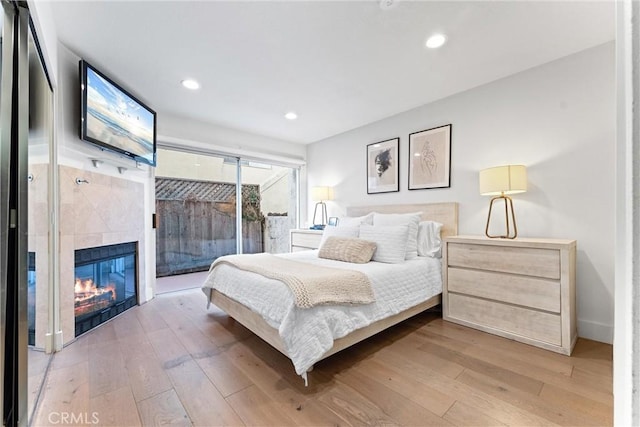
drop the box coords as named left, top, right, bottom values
left=158, top=114, right=306, bottom=164
left=28, top=0, right=58, bottom=86
left=307, top=42, right=616, bottom=344
left=155, top=149, right=288, bottom=185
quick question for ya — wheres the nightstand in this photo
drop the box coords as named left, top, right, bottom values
left=289, top=229, right=323, bottom=252
left=443, top=235, right=577, bottom=355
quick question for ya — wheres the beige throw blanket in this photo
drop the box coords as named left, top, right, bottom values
left=210, top=253, right=375, bottom=308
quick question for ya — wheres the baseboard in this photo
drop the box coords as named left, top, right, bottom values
left=578, top=318, right=613, bottom=344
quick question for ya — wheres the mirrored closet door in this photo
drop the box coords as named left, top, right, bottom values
left=27, top=16, right=54, bottom=425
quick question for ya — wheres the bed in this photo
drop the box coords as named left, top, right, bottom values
left=202, top=202, right=458, bottom=384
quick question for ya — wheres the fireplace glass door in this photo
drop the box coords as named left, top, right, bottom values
left=74, top=242, right=137, bottom=336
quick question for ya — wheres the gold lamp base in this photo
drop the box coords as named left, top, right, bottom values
left=485, top=194, right=518, bottom=239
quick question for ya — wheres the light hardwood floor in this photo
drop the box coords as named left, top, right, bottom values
left=32, top=288, right=613, bottom=426
left=28, top=348, right=52, bottom=424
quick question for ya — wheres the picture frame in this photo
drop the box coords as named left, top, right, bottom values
left=367, top=137, right=399, bottom=194
left=328, top=217, right=339, bottom=227
left=408, top=124, right=452, bottom=190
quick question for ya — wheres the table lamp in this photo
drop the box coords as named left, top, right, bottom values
left=311, top=186, right=331, bottom=229
left=479, top=165, right=527, bottom=239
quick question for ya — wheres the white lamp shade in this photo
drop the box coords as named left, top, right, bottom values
left=479, top=165, right=527, bottom=196
left=311, top=186, right=331, bottom=201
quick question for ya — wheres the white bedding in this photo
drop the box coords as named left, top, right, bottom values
left=201, top=250, right=442, bottom=381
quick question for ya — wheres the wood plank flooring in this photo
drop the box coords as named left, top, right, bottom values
left=28, top=347, right=52, bottom=425
left=32, top=288, right=612, bottom=426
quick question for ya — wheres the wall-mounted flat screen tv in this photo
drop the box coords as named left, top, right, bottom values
left=79, top=60, right=156, bottom=166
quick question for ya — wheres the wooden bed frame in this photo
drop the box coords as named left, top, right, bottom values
left=206, top=202, right=458, bottom=370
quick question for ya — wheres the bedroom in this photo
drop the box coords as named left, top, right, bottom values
left=1, top=0, right=637, bottom=425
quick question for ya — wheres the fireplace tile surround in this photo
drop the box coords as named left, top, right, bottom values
left=27, top=164, right=50, bottom=349
left=58, top=165, right=147, bottom=345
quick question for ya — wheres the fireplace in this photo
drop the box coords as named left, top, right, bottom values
left=74, top=242, right=138, bottom=336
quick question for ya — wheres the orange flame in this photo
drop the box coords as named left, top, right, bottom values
left=74, top=278, right=117, bottom=301
left=74, top=278, right=117, bottom=317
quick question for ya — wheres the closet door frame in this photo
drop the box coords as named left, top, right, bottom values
left=1, top=2, right=30, bottom=425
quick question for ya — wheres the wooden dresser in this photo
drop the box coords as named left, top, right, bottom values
left=443, top=235, right=577, bottom=355
left=289, top=229, right=323, bottom=252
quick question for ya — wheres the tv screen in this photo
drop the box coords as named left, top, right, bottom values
left=79, top=60, right=156, bottom=166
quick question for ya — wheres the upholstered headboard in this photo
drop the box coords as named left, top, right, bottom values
left=346, top=202, right=458, bottom=238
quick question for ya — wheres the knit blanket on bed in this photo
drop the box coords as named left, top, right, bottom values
left=209, top=253, right=375, bottom=308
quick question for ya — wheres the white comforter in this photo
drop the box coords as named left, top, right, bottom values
left=201, top=250, right=442, bottom=381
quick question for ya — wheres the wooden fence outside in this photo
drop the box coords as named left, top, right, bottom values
left=155, top=179, right=264, bottom=276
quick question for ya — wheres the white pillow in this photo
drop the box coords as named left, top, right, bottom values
left=417, top=221, right=443, bottom=258
left=320, top=225, right=360, bottom=246
left=359, top=224, right=409, bottom=264
left=373, top=212, right=421, bottom=260
left=338, top=213, right=374, bottom=227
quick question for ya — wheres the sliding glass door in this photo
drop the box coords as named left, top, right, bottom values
left=155, top=150, right=240, bottom=276
left=155, top=148, right=299, bottom=279
left=240, top=160, right=298, bottom=254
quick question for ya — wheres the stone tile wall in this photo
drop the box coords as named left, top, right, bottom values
left=27, top=164, right=50, bottom=349
left=59, top=165, right=146, bottom=345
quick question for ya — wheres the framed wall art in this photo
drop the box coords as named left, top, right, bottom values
left=408, top=124, right=452, bottom=190
left=367, top=137, right=399, bottom=194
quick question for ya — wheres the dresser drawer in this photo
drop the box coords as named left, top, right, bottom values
left=447, top=267, right=560, bottom=313
left=447, top=243, right=560, bottom=279
left=290, top=231, right=322, bottom=250
left=448, top=293, right=562, bottom=346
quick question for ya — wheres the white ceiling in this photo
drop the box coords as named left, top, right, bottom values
left=49, top=1, right=615, bottom=145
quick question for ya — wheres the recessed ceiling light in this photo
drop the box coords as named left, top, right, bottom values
left=285, top=112, right=298, bottom=120
left=181, top=79, right=200, bottom=90
left=425, top=34, right=447, bottom=49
